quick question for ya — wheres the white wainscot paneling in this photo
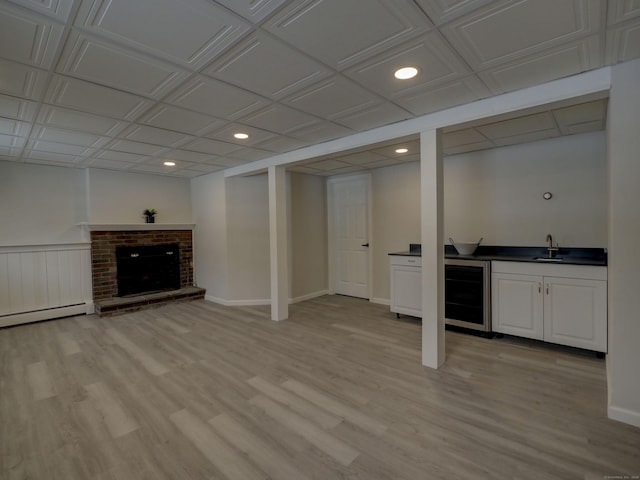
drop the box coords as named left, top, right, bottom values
left=0, top=244, right=94, bottom=327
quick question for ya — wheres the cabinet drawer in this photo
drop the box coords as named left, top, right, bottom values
left=390, top=256, right=422, bottom=267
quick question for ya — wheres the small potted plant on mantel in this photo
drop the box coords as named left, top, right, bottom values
left=143, top=208, right=157, bottom=224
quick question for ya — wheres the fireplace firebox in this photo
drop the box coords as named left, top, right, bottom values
left=116, top=244, right=180, bottom=297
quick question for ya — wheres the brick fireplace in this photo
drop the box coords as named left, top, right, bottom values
left=89, top=226, right=204, bottom=315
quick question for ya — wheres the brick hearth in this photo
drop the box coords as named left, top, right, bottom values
left=90, top=229, right=204, bottom=315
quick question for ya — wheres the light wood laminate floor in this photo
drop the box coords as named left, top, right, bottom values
left=1, top=295, right=639, bottom=479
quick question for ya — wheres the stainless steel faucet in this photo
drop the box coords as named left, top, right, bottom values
left=546, top=234, right=559, bottom=258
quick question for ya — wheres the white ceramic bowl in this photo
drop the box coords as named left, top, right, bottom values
left=453, top=242, right=479, bottom=255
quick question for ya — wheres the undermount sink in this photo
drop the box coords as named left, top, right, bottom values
left=534, top=256, right=564, bottom=262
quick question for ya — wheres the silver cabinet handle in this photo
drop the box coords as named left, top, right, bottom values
left=538, top=282, right=541, bottom=293
left=545, top=284, right=549, bottom=295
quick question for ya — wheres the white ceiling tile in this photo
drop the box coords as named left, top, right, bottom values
left=205, top=156, right=249, bottom=168
left=283, top=76, right=379, bottom=120
left=120, top=125, right=193, bottom=148
left=413, top=0, right=494, bottom=25
left=264, top=0, right=432, bottom=70
left=160, top=149, right=215, bottom=163
left=74, top=0, right=251, bottom=69
left=334, top=102, right=412, bottom=132
left=334, top=151, right=388, bottom=165
left=492, top=128, right=560, bottom=146
left=129, top=163, right=178, bottom=175
left=241, top=104, right=320, bottom=133
left=345, top=32, right=470, bottom=97
left=183, top=163, right=225, bottom=173
left=441, top=0, right=602, bottom=69
left=215, top=0, right=288, bottom=23
left=443, top=128, right=489, bottom=148
left=37, top=106, right=129, bottom=136
left=86, top=158, right=137, bottom=170
left=607, top=0, right=640, bottom=25
left=317, top=165, right=366, bottom=176
left=288, top=121, right=354, bottom=143
left=393, top=75, right=490, bottom=116
left=307, top=158, right=352, bottom=171
left=226, top=147, right=272, bottom=161
left=0, top=59, right=48, bottom=100
left=479, top=36, right=604, bottom=94
left=560, top=120, right=604, bottom=135
left=253, top=135, right=306, bottom=153
left=477, top=112, right=557, bottom=139
left=371, top=140, right=420, bottom=158
left=444, top=141, right=495, bottom=155
left=362, top=158, right=407, bottom=170
left=181, top=138, right=243, bottom=155
left=204, top=31, right=332, bottom=99
left=105, top=139, right=169, bottom=156
left=167, top=76, right=270, bottom=120
left=553, top=100, right=606, bottom=127
left=0, top=145, right=25, bottom=157
left=29, top=139, right=93, bottom=156
left=206, top=123, right=277, bottom=146
left=0, top=94, right=37, bottom=121
left=0, top=4, right=64, bottom=68
left=45, top=76, right=153, bottom=120
left=57, top=33, right=189, bottom=98
left=25, top=148, right=86, bottom=163
left=31, top=126, right=109, bottom=148
left=94, top=149, right=148, bottom=163
left=288, top=165, right=322, bottom=174
left=139, top=105, right=226, bottom=136
left=606, top=19, right=640, bottom=63
left=0, top=133, right=26, bottom=148
left=0, top=118, right=30, bottom=137
left=7, top=0, right=74, bottom=22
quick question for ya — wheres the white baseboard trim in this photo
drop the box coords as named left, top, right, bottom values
left=370, top=297, right=390, bottom=306
left=205, top=295, right=270, bottom=306
left=608, top=405, right=640, bottom=428
left=289, top=290, right=329, bottom=304
left=0, top=303, right=89, bottom=328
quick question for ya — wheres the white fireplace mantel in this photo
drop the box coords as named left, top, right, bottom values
left=78, top=223, right=195, bottom=232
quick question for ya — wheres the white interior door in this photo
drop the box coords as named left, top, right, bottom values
left=329, top=174, right=370, bottom=299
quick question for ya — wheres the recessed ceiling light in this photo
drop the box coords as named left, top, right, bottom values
left=395, top=148, right=409, bottom=154
left=234, top=132, right=249, bottom=139
left=394, top=67, right=418, bottom=80
left=163, top=161, right=176, bottom=166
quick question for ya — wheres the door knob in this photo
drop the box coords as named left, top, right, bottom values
left=361, top=243, right=369, bottom=247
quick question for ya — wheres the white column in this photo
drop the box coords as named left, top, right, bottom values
left=268, top=165, right=289, bottom=321
left=607, top=58, right=640, bottom=428
left=420, top=129, right=445, bottom=368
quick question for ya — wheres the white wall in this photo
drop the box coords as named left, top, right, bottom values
left=368, top=131, right=607, bottom=304
left=371, top=162, right=421, bottom=302
left=289, top=172, right=328, bottom=301
left=225, top=175, right=271, bottom=302
left=191, top=171, right=228, bottom=301
left=444, top=131, right=607, bottom=248
left=0, top=161, right=86, bottom=245
left=88, top=168, right=191, bottom=224
left=607, top=58, right=640, bottom=428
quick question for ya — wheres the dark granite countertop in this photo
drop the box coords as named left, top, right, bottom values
left=389, top=245, right=607, bottom=266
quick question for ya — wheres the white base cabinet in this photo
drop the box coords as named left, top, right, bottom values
left=390, top=256, right=422, bottom=318
left=492, top=261, right=607, bottom=352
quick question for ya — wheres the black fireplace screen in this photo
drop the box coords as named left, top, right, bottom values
left=116, top=244, right=180, bottom=297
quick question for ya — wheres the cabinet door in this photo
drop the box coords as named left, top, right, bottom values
left=544, top=277, right=607, bottom=352
left=390, top=265, right=422, bottom=317
left=492, top=273, right=543, bottom=340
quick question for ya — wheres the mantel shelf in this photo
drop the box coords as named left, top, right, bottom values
left=78, top=223, right=195, bottom=231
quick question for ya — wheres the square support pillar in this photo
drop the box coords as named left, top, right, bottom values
left=420, top=129, right=445, bottom=368
left=268, top=165, right=289, bottom=321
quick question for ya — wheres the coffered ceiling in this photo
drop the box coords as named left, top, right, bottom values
left=0, top=0, right=638, bottom=178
